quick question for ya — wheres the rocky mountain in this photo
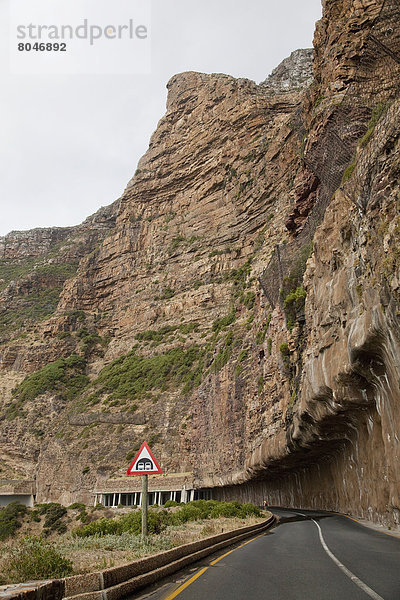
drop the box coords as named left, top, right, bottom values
left=0, top=0, right=399, bottom=527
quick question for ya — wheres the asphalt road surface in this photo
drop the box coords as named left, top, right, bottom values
left=135, top=507, right=400, bottom=600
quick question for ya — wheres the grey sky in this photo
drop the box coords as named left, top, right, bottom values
left=0, top=0, right=322, bottom=237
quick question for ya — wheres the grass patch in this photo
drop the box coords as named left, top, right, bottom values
left=136, top=325, right=178, bottom=344
left=0, top=258, right=36, bottom=291
left=93, top=345, right=205, bottom=400
left=342, top=161, right=356, bottom=184
left=243, top=291, right=256, bottom=310
left=211, top=331, right=234, bottom=373
left=74, top=501, right=261, bottom=538
left=280, top=343, right=290, bottom=358
left=359, top=102, right=387, bottom=148
left=12, top=354, right=88, bottom=403
left=212, top=310, right=236, bottom=334
left=0, top=288, right=63, bottom=335
left=0, top=536, right=73, bottom=584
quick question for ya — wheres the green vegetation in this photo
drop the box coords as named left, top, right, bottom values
left=0, top=260, right=79, bottom=335
left=359, top=102, right=387, bottom=147
left=136, top=325, right=178, bottom=344
left=74, top=511, right=166, bottom=537
left=224, top=164, right=238, bottom=183
left=342, top=161, right=356, bottom=184
left=243, top=291, right=256, bottom=310
left=170, top=235, right=199, bottom=252
left=37, top=503, right=68, bottom=535
left=74, top=500, right=261, bottom=538
left=78, top=328, right=108, bottom=356
left=279, top=343, right=290, bottom=357
left=279, top=243, right=311, bottom=330
left=0, top=502, right=28, bottom=541
left=34, top=262, right=78, bottom=280
left=0, top=259, right=76, bottom=291
left=0, top=258, right=36, bottom=291
left=267, top=337, right=273, bottom=355
left=135, top=323, right=199, bottom=346
left=159, top=287, right=175, bottom=300
left=164, top=212, right=176, bottom=223
left=126, top=442, right=142, bottom=462
left=68, top=503, right=86, bottom=512
left=179, top=322, right=199, bottom=335
left=67, top=310, right=86, bottom=323
left=238, top=349, right=248, bottom=363
left=246, top=312, right=255, bottom=328
left=209, top=247, right=232, bottom=258
left=0, top=288, right=63, bottom=335
left=340, top=103, right=386, bottom=186
left=289, top=389, right=297, bottom=407
left=256, top=313, right=272, bottom=345
left=212, top=310, right=236, bottom=334
left=12, top=355, right=88, bottom=404
left=1, top=536, right=73, bottom=583
left=227, top=260, right=252, bottom=299
left=313, top=96, right=325, bottom=109
left=211, top=330, right=234, bottom=373
left=283, top=286, right=307, bottom=330
left=93, top=345, right=205, bottom=400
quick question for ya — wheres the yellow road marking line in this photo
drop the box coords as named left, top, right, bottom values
left=164, top=533, right=266, bottom=599
left=210, top=534, right=265, bottom=566
left=164, top=567, right=209, bottom=600
left=340, top=513, right=400, bottom=539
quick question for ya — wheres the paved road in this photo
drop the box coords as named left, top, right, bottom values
left=136, top=507, right=400, bottom=600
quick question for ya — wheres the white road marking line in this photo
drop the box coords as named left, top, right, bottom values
left=311, top=518, right=385, bottom=600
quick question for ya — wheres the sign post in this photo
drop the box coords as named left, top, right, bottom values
left=126, top=441, right=163, bottom=540
left=141, top=474, right=148, bottom=539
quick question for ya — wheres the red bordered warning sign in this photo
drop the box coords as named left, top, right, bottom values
left=126, top=441, right=163, bottom=475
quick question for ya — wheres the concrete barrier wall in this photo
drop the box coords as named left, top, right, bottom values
left=0, top=579, right=65, bottom=600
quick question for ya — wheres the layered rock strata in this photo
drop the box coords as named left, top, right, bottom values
left=0, top=0, right=399, bottom=528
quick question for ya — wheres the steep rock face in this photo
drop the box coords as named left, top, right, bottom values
left=215, top=0, right=400, bottom=527
left=219, top=101, right=399, bottom=527
left=0, top=202, right=119, bottom=346
left=313, top=0, right=383, bottom=93
left=0, top=228, right=75, bottom=260
left=0, top=0, right=399, bottom=529
left=0, top=61, right=312, bottom=496
left=31, top=71, right=309, bottom=501
left=260, top=49, right=314, bottom=93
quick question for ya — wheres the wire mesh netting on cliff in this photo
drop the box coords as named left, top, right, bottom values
left=259, top=0, right=400, bottom=308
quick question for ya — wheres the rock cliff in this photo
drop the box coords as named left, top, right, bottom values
left=0, top=0, right=399, bottom=527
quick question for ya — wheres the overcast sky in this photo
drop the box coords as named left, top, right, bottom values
left=0, top=0, right=322, bottom=237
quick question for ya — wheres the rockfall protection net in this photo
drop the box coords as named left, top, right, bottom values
left=259, top=0, right=400, bottom=308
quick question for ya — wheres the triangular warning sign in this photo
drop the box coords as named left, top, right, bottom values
left=126, top=441, right=163, bottom=475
